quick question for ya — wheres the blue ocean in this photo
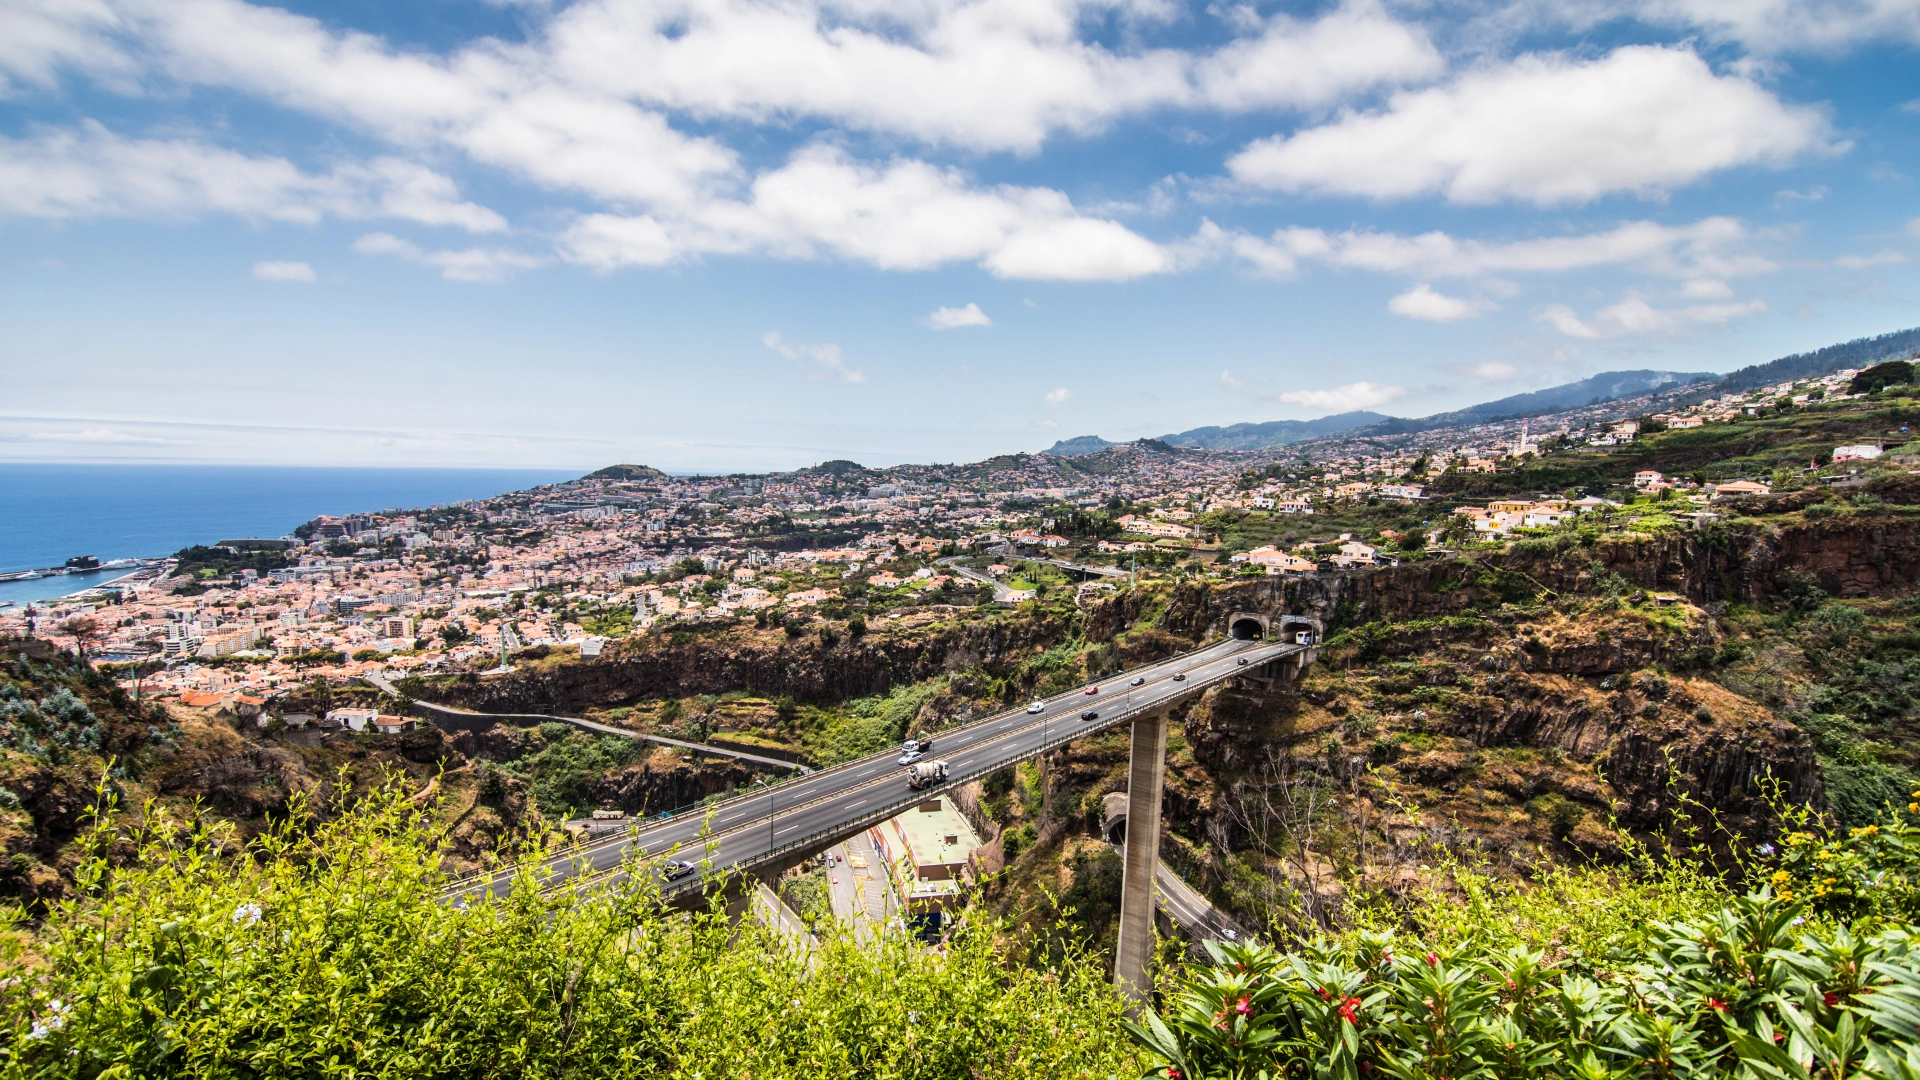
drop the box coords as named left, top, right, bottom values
left=0, top=464, right=577, bottom=604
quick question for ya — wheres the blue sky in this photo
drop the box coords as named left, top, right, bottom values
left=2, top=0, right=1916, bottom=472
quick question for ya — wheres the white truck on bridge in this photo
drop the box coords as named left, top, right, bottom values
left=905, top=759, right=949, bottom=790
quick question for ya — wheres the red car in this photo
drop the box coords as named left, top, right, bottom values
left=1084, top=685, right=1099, bottom=695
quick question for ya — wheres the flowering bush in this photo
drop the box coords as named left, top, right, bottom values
left=1766, top=791, right=1920, bottom=926
left=1132, top=796, right=1920, bottom=1080
left=1132, top=900, right=1920, bottom=1079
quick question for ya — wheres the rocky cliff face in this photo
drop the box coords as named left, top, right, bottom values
left=1148, top=517, right=1920, bottom=642
left=428, top=612, right=1074, bottom=715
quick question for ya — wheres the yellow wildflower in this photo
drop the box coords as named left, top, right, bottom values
left=1771, top=870, right=1791, bottom=885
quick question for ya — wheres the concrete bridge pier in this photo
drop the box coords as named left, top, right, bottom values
left=1113, top=707, right=1170, bottom=1007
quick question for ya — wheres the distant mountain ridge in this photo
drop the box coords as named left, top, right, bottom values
left=1042, top=370, right=1711, bottom=455
left=1350, top=369, right=1717, bottom=437
left=1710, top=326, right=1920, bottom=395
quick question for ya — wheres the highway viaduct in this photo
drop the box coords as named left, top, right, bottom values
left=438, top=609, right=1320, bottom=1006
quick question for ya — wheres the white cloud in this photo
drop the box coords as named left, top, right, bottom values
left=1834, top=249, right=1910, bottom=269
left=1621, top=0, right=1920, bottom=53
left=1219, top=369, right=1247, bottom=390
left=924, top=303, right=992, bottom=330
left=351, top=232, right=544, bottom=282
left=541, top=0, right=1437, bottom=154
left=1230, top=217, right=1776, bottom=281
left=25, top=427, right=192, bottom=445
left=1910, top=217, right=1920, bottom=239
left=1387, top=283, right=1489, bottom=322
left=1774, top=185, right=1828, bottom=206
left=1274, top=380, right=1406, bottom=413
left=1464, top=361, right=1518, bottom=379
left=1193, top=0, right=1442, bottom=111
left=559, top=144, right=1169, bottom=281
left=1228, top=46, right=1836, bottom=205
left=762, top=330, right=866, bottom=383
left=0, top=121, right=505, bottom=230
left=251, top=259, right=315, bottom=281
left=0, top=0, right=136, bottom=94
left=1032, top=418, right=1059, bottom=430
left=1538, top=296, right=1768, bottom=338
left=1681, top=278, right=1734, bottom=299
left=1044, top=387, right=1074, bottom=405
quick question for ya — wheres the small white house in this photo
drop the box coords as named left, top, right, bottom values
left=326, top=707, right=379, bottom=732
left=1833, top=444, right=1883, bottom=463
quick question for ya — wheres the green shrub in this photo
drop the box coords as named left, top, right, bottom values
left=1131, top=799, right=1920, bottom=1080
left=1, top=782, right=1137, bottom=1079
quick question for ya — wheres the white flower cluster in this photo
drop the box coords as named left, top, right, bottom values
left=29, top=999, right=71, bottom=1040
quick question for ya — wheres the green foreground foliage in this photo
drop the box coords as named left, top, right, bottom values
left=0, top=784, right=1134, bottom=1079
left=1132, top=797, right=1920, bottom=1080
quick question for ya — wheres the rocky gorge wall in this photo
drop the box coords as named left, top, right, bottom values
left=426, top=612, right=1074, bottom=715
left=1150, top=516, right=1920, bottom=643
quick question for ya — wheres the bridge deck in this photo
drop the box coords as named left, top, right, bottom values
left=446, top=636, right=1308, bottom=904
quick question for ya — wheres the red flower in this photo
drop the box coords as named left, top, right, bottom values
left=1167, top=1070, right=1183, bottom=1080
left=1707, top=998, right=1729, bottom=1012
left=1339, top=996, right=1363, bottom=1024
left=1236, top=995, right=1254, bottom=1017
left=1824, top=993, right=1840, bottom=1007
left=1360, top=1062, right=1374, bottom=1073
left=1425, top=952, right=1439, bottom=966
left=1316, top=987, right=1332, bottom=1001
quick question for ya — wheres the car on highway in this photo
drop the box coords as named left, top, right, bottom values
left=898, top=749, right=924, bottom=765
left=1237, top=657, right=1248, bottom=666
left=662, top=860, right=697, bottom=881
left=1026, top=700, right=1045, bottom=714
left=1084, top=685, right=1099, bottom=695
left=1172, top=672, right=1186, bottom=681
left=1130, top=676, right=1145, bottom=686
left=1080, top=710, right=1098, bottom=721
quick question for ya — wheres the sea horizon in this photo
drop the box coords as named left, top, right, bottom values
left=0, top=463, right=578, bottom=604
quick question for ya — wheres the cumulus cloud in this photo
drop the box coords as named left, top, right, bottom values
left=351, top=232, right=544, bottom=282
left=559, top=144, right=1169, bottom=281
left=924, top=303, right=992, bottom=330
left=1538, top=296, right=1768, bottom=338
left=1387, top=283, right=1489, bottom=322
left=1834, top=249, right=1909, bottom=269
left=762, top=330, right=866, bottom=383
left=1193, top=0, right=1442, bottom=111
left=1228, top=46, right=1837, bottom=205
left=1044, top=387, right=1074, bottom=405
left=251, top=259, right=315, bottom=281
left=1275, top=380, right=1406, bottom=413
left=0, top=121, right=505, bottom=230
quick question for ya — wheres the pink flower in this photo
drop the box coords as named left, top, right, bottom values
left=1425, top=952, right=1439, bottom=967
left=1236, top=995, right=1253, bottom=1017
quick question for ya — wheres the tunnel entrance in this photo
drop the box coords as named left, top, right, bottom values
left=1229, top=617, right=1266, bottom=640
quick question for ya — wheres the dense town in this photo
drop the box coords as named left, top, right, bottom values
left=3, top=359, right=1907, bottom=723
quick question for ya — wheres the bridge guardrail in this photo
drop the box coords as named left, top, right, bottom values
left=444, top=636, right=1275, bottom=897
left=664, top=642, right=1302, bottom=891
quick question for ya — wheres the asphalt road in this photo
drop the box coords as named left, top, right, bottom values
left=1155, top=864, right=1249, bottom=950
left=447, top=635, right=1303, bottom=904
